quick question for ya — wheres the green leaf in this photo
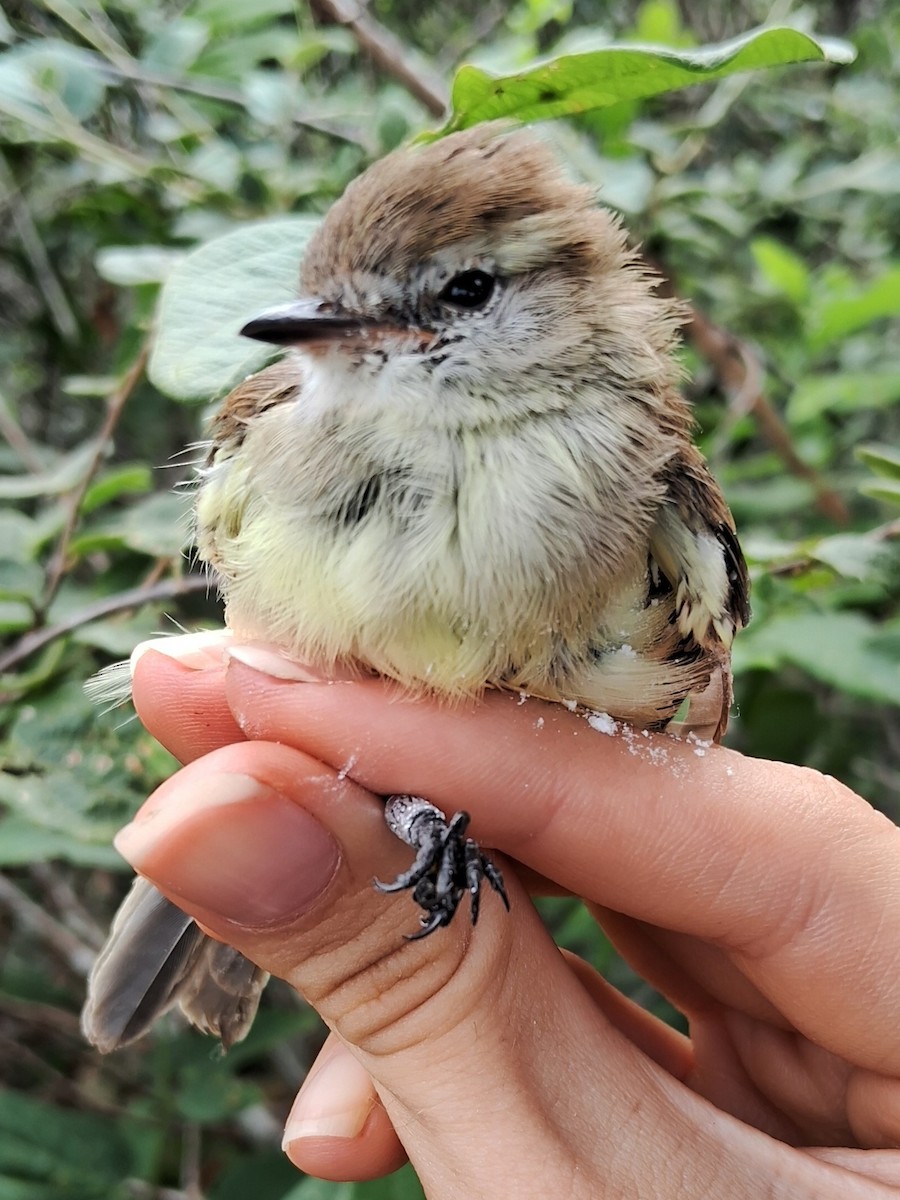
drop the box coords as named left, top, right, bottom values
left=175, top=1065, right=261, bottom=1121
left=786, top=369, right=900, bottom=424
left=0, top=600, right=33, bottom=633
left=0, top=513, right=39, bottom=563
left=0, top=1088, right=132, bottom=1198
left=732, top=612, right=900, bottom=706
left=0, top=560, right=43, bottom=602
left=191, top=0, right=299, bottom=34
left=0, top=815, right=124, bottom=869
left=0, top=444, right=97, bottom=500
left=810, top=534, right=896, bottom=583
left=207, top=1151, right=300, bottom=1200
left=149, top=217, right=319, bottom=401
left=438, top=27, right=855, bottom=134
left=81, top=464, right=153, bottom=514
left=857, top=443, right=900, bottom=482
left=120, top=491, right=191, bottom=556
left=806, top=265, right=900, bottom=349
left=0, top=41, right=107, bottom=122
left=750, top=237, right=809, bottom=305
left=861, top=479, right=900, bottom=507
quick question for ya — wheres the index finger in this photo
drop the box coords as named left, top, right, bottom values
left=218, top=643, right=900, bottom=1077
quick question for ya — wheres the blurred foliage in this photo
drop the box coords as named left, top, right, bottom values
left=0, top=0, right=898, bottom=1196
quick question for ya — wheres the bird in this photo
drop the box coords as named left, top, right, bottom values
left=82, top=122, right=750, bottom=1054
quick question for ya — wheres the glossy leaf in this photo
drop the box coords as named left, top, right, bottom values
left=439, top=27, right=854, bottom=134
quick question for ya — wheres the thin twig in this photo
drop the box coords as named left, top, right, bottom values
left=0, top=992, right=83, bottom=1038
left=0, top=390, right=44, bottom=473
left=30, top=862, right=107, bottom=950
left=180, top=1123, right=204, bottom=1200
left=41, top=341, right=151, bottom=614
left=0, top=152, right=80, bottom=344
left=0, top=573, right=212, bottom=676
left=437, top=1, right=508, bottom=75
left=0, top=872, right=96, bottom=976
left=310, top=0, right=448, bottom=118
left=91, top=57, right=360, bottom=141
left=683, top=303, right=850, bottom=526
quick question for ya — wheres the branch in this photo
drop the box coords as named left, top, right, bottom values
left=683, top=303, right=850, bottom=526
left=0, top=151, right=80, bottom=344
left=309, top=0, right=448, bottom=118
left=0, top=872, right=96, bottom=976
left=41, top=340, right=150, bottom=613
left=0, top=573, right=212, bottom=676
left=0, top=388, right=44, bottom=474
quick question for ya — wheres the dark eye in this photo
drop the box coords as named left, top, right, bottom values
left=438, top=269, right=495, bottom=310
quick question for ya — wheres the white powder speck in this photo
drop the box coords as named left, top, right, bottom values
left=517, top=691, right=528, bottom=705
left=535, top=717, right=545, bottom=729
left=693, top=747, right=707, bottom=757
left=563, top=698, right=578, bottom=711
left=613, top=643, right=636, bottom=659
left=587, top=711, right=617, bottom=736
left=337, top=753, right=358, bottom=780
left=725, top=765, right=734, bottom=777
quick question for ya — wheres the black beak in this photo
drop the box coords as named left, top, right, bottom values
left=241, top=299, right=383, bottom=346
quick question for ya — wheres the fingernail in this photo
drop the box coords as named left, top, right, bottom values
left=130, top=629, right=233, bottom=675
left=115, top=773, right=340, bottom=927
left=283, top=1049, right=376, bottom=1145
left=226, top=644, right=352, bottom=682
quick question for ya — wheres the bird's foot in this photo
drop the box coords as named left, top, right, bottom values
left=375, top=794, right=509, bottom=939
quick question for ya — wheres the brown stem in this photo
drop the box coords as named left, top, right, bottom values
left=0, top=573, right=212, bottom=677
left=41, top=340, right=151, bottom=614
left=683, top=303, right=850, bottom=526
left=0, top=872, right=96, bottom=976
left=309, top=0, right=448, bottom=118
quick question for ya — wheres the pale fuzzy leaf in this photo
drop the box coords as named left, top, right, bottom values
left=148, top=217, right=319, bottom=402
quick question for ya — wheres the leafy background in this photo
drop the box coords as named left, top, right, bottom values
left=1, top=0, right=898, bottom=1196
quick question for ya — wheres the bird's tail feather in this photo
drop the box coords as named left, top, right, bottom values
left=81, top=877, right=266, bottom=1053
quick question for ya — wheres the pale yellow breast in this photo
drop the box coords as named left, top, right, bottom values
left=196, top=398, right=664, bottom=702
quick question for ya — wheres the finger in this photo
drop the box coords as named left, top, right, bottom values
left=803, top=1148, right=900, bottom=1187
left=131, top=642, right=568, bottom=900
left=109, top=737, right=816, bottom=1196
left=218, top=647, right=900, bottom=1077
left=110, top=739, right=625, bottom=1191
left=282, top=1033, right=407, bottom=1181
left=131, top=635, right=242, bottom=762
left=561, top=949, right=693, bottom=1082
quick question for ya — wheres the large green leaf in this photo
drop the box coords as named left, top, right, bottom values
left=733, top=612, right=900, bottom=707
left=439, top=27, right=854, bottom=134
left=0, top=1088, right=133, bottom=1199
left=148, top=216, right=320, bottom=402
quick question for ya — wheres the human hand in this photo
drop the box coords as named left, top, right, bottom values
left=118, top=631, right=900, bottom=1197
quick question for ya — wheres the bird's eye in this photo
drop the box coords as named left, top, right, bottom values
left=438, top=269, right=496, bottom=311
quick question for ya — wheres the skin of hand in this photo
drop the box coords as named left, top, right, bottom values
left=117, top=631, right=900, bottom=1199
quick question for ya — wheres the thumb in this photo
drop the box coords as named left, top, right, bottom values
left=112, top=738, right=589, bottom=1192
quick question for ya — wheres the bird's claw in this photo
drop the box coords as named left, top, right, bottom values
left=374, top=795, right=509, bottom=939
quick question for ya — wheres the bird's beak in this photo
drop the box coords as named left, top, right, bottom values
left=240, top=299, right=423, bottom=348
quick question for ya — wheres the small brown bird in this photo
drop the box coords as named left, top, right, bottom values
left=83, top=124, right=749, bottom=1053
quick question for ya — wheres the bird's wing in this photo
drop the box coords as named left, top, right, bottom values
left=648, top=446, right=750, bottom=741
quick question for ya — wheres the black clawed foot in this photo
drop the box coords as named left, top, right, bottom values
left=374, top=795, right=509, bottom=939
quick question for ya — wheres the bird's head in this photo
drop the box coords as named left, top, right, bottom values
left=242, top=124, right=684, bottom=431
